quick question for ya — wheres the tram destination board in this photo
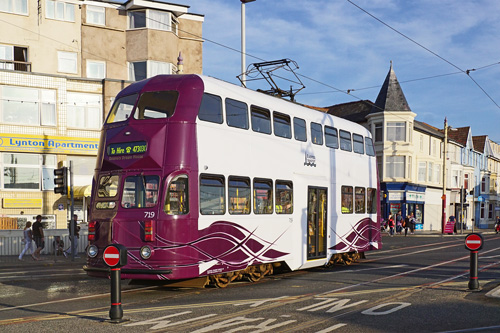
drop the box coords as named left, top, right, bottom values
left=107, top=141, right=147, bottom=156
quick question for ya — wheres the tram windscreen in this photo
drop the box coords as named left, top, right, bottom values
left=134, top=91, right=179, bottom=119
left=121, top=175, right=159, bottom=208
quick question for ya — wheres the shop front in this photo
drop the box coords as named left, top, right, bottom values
left=381, top=182, right=426, bottom=230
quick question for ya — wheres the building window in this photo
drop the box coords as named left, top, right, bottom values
left=0, top=44, right=29, bottom=71
left=198, top=93, right=223, bottom=124
left=129, top=61, right=173, bottom=81
left=86, top=60, right=106, bottom=79
left=228, top=176, right=251, bottom=215
left=386, top=122, right=406, bottom=141
left=428, top=162, right=433, bottom=182
left=2, top=153, right=56, bottom=190
left=86, top=5, right=105, bottom=25
left=489, top=203, right=493, bottom=219
left=418, top=162, right=426, bottom=182
left=374, top=122, right=383, bottom=142
left=481, top=177, right=486, bottom=193
left=46, top=0, right=75, bottom=22
left=129, top=9, right=178, bottom=33
left=386, top=155, right=405, bottom=178
left=464, top=173, right=469, bottom=190
left=67, top=92, right=102, bottom=129
left=407, top=156, right=412, bottom=179
left=1, top=86, right=56, bottom=126
left=0, top=0, right=28, bottom=15
left=226, top=98, right=248, bottom=129
left=58, top=51, right=77, bottom=74
left=434, top=164, right=441, bottom=184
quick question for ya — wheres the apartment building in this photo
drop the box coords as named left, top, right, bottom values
left=328, top=63, right=500, bottom=230
left=0, top=0, right=203, bottom=228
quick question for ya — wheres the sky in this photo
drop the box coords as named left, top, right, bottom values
left=169, top=0, right=500, bottom=142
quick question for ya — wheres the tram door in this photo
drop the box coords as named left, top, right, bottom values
left=307, top=187, right=327, bottom=260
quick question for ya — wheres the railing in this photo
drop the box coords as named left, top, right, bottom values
left=0, top=60, right=32, bottom=72
left=0, top=228, right=88, bottom=256
left=0, top=217, right=17, bottom=230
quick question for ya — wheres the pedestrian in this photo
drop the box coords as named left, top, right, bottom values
left=32, top=215, right=44, bottom=260
left=396, top=211, right=403, bottom=234
left=388, top=214, right=395, bottom=236
left=403, top=214, right=410, bottom=236
left=409, top=213, right=416, bottom=234
left=64, top=214, right=80, bottom=258
left=18, top=222, right=33, bottom=261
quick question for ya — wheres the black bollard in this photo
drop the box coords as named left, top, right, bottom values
left=468, top=250, right=479, bottom=290
left=109, top=268, right=123, bottom=322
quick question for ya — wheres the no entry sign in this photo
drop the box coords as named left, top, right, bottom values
left=465, top=233, right=483, bottom=251
left=103, top=244, right=128, bottom=267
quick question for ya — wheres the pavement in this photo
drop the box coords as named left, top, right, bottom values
left=1, top=229, right=499, bottom=298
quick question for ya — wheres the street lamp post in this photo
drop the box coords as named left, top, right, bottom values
left=241, top=0, right=255, bottom=87
left=442, top=117, right=448, bottom=234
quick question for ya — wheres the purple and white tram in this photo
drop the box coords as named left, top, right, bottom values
left=84, top=74, right=381, bottom=287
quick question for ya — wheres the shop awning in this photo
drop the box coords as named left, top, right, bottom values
left=73, top=185, right=92, bottom=198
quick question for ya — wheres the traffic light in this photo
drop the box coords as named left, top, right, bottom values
left=54, top=167, right=68, bottom=195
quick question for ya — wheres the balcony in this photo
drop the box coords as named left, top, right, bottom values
left=0, top=60, right=32, bottom=72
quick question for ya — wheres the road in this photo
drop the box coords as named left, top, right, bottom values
left=1, top=232, right=499, bottom=332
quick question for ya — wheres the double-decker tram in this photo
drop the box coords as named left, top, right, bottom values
left=84, top=74, right=381, bottom=287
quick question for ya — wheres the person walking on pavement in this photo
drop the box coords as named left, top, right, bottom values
left=403, top=214, right=410, bottom=236
left=32, top=215, right=44, bottom=260
left=388, top=214, right=395, bottom=236
left=409, top=213, right=416, bottom=234
left=64, top=214, right=80, bottom=258
left=396, top=211, right=403, bottom=234
left=18, top=221, right=33, bottom=260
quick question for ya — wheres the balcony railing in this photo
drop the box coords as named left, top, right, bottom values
left=0, top=60, right=32, bottom=72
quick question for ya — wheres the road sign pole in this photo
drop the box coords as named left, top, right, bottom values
left=109, top=267, right=123, bottom=322
left=468, top=250, right=479, bottom=290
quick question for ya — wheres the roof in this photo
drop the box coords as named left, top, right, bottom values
left=472, top=135, right=487, bottom=153
left=447, top=126, right=470, bottom=146
left=325, top=100, right=373, bottom=123
left=414, top=120, right=444, bottom=138
left=370, top=63, right=411, bottom=113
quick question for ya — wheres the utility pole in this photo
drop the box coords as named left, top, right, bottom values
left=442, top=117, right=448, bottom=234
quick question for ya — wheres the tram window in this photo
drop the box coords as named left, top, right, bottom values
left=293, top=117, right=307, bottom=142
left=200, top=174, right=225, bottom=215
left=134, top=91, right=179, bottom=119
left=339, top=130, right=352, bottom=152
left=273, top=112, right=292, bottom=139
left=228, top=176, right=251, bottom=214
left=121, top=175, right=160, bottom=209
left=276, top=180, right=293, bottom=214
left=97, top=175, right=119, bottom=197
left=253, top=178, right=273, bottom=214
left=311, top=122, right=323, bottom=145
left=251, top=106, right=271, bottom=134
left=341, top=186, right=353, bottom=214
left=355, top=187, right=365, bottom=213
left=367, top=188, right=377, bottom=214
left=165, top=175, right=189, bottom=215
left=226, top=98, right=248, bottom=129
left=365, top=137, right=375, bottom=156
left=353, top=134, right=364, bottom=154
left=198, top=93, right=223, bottom=124
left=325, top=126, right=339, bottom=149
left=106, top=93, right=137, bottom=123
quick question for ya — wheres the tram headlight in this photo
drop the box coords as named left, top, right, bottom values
left=140, top=246, right=153, bottom=260
left=87, top=245, right=98, bottom=258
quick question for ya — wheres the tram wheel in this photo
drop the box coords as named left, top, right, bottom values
left=210, top=273, right=231, bottom=288
left=246, top=264, right=273, bottom=282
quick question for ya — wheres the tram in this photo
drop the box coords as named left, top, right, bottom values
left=84, top=74, right=381, bottom=287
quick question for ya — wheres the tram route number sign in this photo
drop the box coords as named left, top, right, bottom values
left=103, top=244, right=128, bottom=268
left=464, top=233, right=483, bottom=251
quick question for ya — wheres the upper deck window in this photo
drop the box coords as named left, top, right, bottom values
left=106, top=94, right=138, bottom=123
left=293, top=117, right=307, bottom=142
left=226, top=98, right=248, bottom=129
left=311, top=122, right=323, bottom=145
left=353, top=134, right=364, bottom=154
left=251, top=106, right=271, bottom=134
left=273, top=112, right=291, bottom=139
left=121, top=175, right=159, bottom=209
left=198, top=93, right=223, bottom=124
left=365, top=137, right=375, bottom=156
left=339, top=130, right=352, bottom=152
left=134, top=91, right=178, bottom=120
left=325, top=126, right=338, bottom=149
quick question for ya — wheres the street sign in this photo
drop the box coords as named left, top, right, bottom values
left=465, top=233, right=483, bottom=251
left=103, top=244, right=128, bottom=267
